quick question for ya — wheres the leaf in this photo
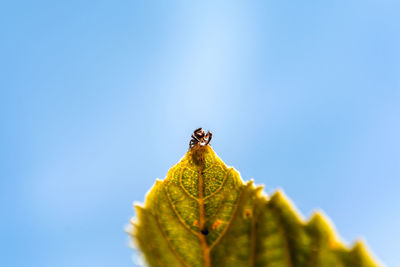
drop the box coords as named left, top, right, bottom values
left=128, top=145, right=380, bottom=267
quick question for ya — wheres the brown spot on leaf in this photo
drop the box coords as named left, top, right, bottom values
left=243, top=208, right=252, bottom=219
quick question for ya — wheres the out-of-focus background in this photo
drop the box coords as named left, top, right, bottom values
left=1, top=1, right=399, bottom=266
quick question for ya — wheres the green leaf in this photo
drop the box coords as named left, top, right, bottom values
left=128, top=145, right=380, bottom=267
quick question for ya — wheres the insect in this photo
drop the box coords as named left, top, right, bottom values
left=189, top=128, right=212, bottom=149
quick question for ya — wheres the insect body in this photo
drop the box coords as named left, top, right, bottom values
left=189, top=128, right=212, bottom=149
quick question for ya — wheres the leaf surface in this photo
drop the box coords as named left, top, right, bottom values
left=129, top=146, right=380, bottom=267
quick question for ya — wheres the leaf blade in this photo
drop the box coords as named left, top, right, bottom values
left=129, top=146, right=381, bottom=267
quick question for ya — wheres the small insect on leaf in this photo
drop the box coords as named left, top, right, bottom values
left=129, top=129, right=381, bottom=267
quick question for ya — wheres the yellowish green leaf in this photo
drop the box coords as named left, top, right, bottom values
left=128, top=145, right=380, bottom=267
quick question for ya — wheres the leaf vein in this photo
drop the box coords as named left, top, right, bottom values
left=209, top=183, right=246, bottom=250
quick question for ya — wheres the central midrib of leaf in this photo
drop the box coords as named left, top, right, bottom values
left=197, top=164, right=211, bottom=267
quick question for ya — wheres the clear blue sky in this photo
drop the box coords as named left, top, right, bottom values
left=1, top=1, right=399, bottom=266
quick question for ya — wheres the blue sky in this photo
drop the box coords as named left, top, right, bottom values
left=1, top=1, right=399, bottom=266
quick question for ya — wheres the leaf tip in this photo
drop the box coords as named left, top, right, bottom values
left=351, top=239, right=384, bottom=267
left=270, top=189, right=301, bottom=211
left=271, top=188, right=286, bottom=199
left=308, top=211, right=335, bottom=231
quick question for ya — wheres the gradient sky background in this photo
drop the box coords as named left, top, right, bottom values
left=1, top=1, right=399, bottom=266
